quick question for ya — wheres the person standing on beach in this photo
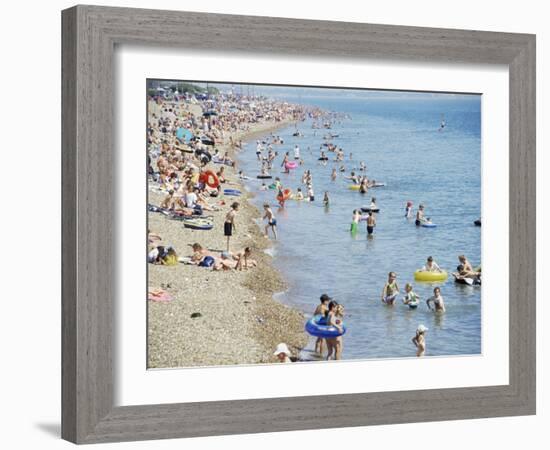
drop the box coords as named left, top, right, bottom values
left=224, top=202, right=239, bottom=252
left=263, top=203, right=278, bottom=239
left=313, top=294, right=331, bottom=354
left=412, top=325, right=428, bottom=357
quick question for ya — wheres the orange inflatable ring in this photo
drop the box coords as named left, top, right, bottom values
left=200, top=170, right=220, bottom=188
left=277, top=188, right=292, bottom=201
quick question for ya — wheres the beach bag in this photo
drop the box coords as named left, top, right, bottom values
left=199, top=256, right=215, bottom=268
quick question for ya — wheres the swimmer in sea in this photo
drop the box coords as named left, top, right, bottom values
left=426, top=287, right=446, bottom=313
left=331, top=168, right=337, bottom=181
left=370, top=197, right=377, bottom=210
left=313, top=294, right=331, bottom=354
left=307, top=184, right=315, bottom=202
left=415, top=204, right=425, bottom=226
left=412, top=324, right=428, bottom=357
left=366, top=211, right=376, bottom=235
left=294, top=187, right=304, bottom=201
left=405, top=201, right=413, bottom=218
left=403, top=283, right=420, bottom=308
left=323, top=191, right=330, bottom=207
left=350, top=209, right=361, bottom=233
left=422, top=256, right=442, bottom=272
left=381, top=272, right=399, bottom=305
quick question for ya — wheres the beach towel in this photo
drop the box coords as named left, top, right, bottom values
left=147, top=289, right=173, bottom=303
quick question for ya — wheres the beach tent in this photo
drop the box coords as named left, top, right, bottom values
left=176, top=127, right=193, bottom=142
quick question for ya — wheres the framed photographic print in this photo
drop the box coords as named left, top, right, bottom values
left=62, top=5, right=536, bottom=444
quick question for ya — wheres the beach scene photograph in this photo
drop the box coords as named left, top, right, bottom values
left=146, top=79, right=482, bottom=369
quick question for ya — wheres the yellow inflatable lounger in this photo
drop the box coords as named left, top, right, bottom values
left=414, top=270, right=448, bottom=282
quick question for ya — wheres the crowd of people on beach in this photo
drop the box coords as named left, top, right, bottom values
left=147, top=89, right=307, bottom=275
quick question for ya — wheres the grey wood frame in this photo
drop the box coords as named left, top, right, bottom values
left=62, top=5, right=536, bottom=444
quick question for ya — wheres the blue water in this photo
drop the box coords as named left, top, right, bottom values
left=239, top=92, right=481, bottom=359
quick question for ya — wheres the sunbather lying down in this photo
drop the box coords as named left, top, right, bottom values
left=188, top=244, right=257, bottom=271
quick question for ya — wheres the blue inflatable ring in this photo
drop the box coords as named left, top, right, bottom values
left=305, top=314, right=346, bottom=338
left=224, top=189, right=242, bottom=196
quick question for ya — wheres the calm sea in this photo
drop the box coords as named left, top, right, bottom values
left=238, top=91, right=481, bottom=359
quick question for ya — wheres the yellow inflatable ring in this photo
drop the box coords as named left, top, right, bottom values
left=414, top=270, right=448, bottom=282
left=348, top=184, right=361, bottom=191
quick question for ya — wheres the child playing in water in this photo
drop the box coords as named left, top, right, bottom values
left=426, top=287, right=446, bottom=312
left=403, top=283, right=420, bottom=308
left=381, top=272, right=399, bottom=305
left=412, top=324, right=428, bottom=357
left=294, top=187, right=304, bottom=200
left=331, top=168, right=337, bottom=181
left=276, top=187, right=285, bottom=208
left=234, top=247, right=256, bottom=270
left=263, top=203, right=277, bottom=239
left=260, top=182, right=267, bottom=191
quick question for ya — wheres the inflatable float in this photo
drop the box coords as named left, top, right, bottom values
left=277, top=188, right=292, bottom=201
left=452, top=273, right=481, bottom=286
left=361, top=206, right=380, bottom=213
left=257, top=174, right=273, bottom=179
left=223, top=188, right=242, bottom=196
left=183, top=218, right=214, bottom=231
left=348, top=184, right=361, bottom=191
left=199, top=170, right=220, bottom=188
left=305, top=315, right=346, bottom=339
left=414, top=270, right=448, bottom=282
left=421, top=222, right=437, bottom=228
left=284, top=161, right=298, bottom=170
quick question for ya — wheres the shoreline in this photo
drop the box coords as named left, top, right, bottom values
left=147, top=112, right=308, bottom=368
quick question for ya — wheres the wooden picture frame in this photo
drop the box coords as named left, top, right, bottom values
left=61, top=5, right=536, bottom=444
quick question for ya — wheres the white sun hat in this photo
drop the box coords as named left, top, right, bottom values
left=273, top=343, right=291, bottom=356
left=417, top=324, right=429, bottom=333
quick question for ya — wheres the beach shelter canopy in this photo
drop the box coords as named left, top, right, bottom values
left=176, top=127, right=193, bottom=142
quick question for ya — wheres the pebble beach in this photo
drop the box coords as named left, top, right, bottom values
left=147, top=99, right=308, bottom=368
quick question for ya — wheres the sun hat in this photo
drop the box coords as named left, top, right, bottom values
left=273, top=343, right=291, bottom=356
left=417, top=324, right=429, bottom=333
